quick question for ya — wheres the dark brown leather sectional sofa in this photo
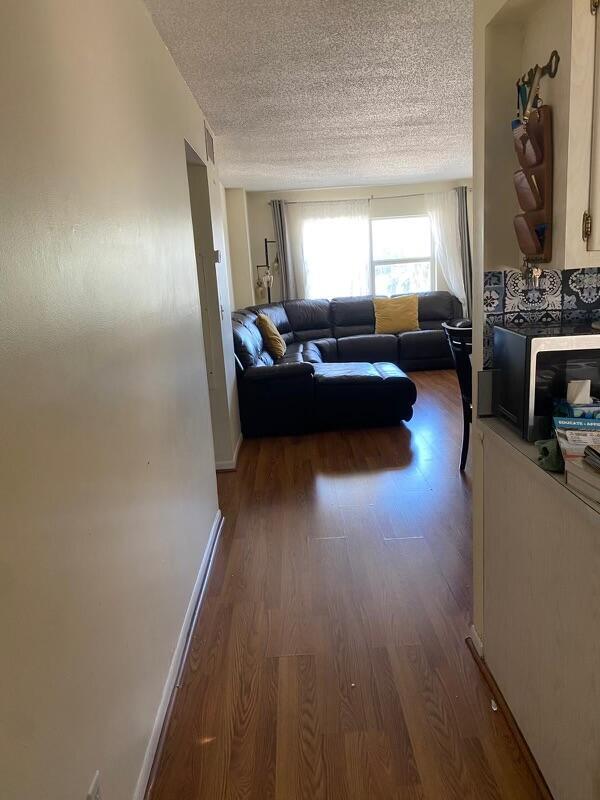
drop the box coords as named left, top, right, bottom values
left=232, top=291, right=464, bottom=436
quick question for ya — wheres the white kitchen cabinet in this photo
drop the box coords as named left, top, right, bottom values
left=484, top=0, right=600, bottom=269
left=481, top=421, right=600, bottom=800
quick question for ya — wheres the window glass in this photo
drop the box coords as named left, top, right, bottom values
left=371, top=215, right=432, bottom=295
left=371, top=216, right=431, bottom=262
left=374, top=262, right=431, bottom=296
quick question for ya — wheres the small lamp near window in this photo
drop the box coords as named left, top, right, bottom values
left=256, top=268, right=274, bottom=302
left=255, top=238, right=278, bottom=303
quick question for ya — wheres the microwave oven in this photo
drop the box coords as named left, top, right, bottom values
left=492, top=323, right=600, bottom=441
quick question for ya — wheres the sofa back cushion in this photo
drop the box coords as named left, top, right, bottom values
left=249, top=302, right=294, bottom=344
left=415, top=291, right=463, bottom=324
left=330, top=296, right=375, bottom=338
left=231, top=310, right=274, bottom=369
left=233, top=291, right=463, bottom=366
left=283, top=299, right=332, bottom=341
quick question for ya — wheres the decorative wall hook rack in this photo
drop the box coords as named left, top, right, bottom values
left=518, top=50, right=560, bottom=90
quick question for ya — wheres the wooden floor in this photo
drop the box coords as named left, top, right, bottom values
left=149, top=370, right=543, bottom=800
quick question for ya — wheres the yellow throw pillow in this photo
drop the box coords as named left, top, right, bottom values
left=257, top=313, right=287, bottom=359
left=374, top=295, right=420, bottom=334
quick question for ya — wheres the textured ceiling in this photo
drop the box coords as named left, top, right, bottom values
left=145, top=0, right=473, bottom=190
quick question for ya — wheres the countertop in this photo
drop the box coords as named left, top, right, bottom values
left=477, top=415, right=600, bottom=517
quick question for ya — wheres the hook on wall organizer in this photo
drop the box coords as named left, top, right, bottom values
left=515, top=50, right=560, bottom=124
left=518, top=50, right=560, bottom=90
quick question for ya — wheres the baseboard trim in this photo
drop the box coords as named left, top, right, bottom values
left=134, top=509, right=224, bottom=800
left=465, top=637, right=554, bottom=800
left=215, top=433, right=243, bottom=472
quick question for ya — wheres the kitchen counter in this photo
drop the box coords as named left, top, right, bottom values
left=478, top=413, right=600, bottom=800
left=478, top=415, right=600, bottom=517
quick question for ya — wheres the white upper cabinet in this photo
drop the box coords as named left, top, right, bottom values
left=484, top=0, right=600, bottom=269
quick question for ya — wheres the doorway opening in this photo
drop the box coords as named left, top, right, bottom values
left=184, top=142, right=229, bottom=465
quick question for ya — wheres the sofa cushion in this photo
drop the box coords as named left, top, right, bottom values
left=373, top=362, right=412, bottom=381
left=276, top=343, right=303, bottom=365
left=249, top=302, right=294, bottom=344
left=284, top=299, right=332, bottom=341
left=374, top=295, right=419, bottom=334
left=337, top=334, right=397, bottom=364
left=330, top=296, right=375, bottom=338
left=398, top=329, right=450, bottom=361
left=231, top=311, right=274, bottom=368
left=310, top=337, right=338, bottom=362
left=313, top=361, right=417, bottom=429
left=313, top=362, right=383, bottom=383
left=416, top=291, right=463, bottom=323
left=276, top=341, right=323, bottom=365
left=314, top=361, right=415, bottom=385
left=257, top=313, right=287, bottom=358
left=418, top=320, right=445, bottom=331
left=244, top=362, right=314, bottom=380
left=301, top=340, right=326, bottom=364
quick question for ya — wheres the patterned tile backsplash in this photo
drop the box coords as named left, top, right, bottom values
left=483, top=267, right=600, bottom=368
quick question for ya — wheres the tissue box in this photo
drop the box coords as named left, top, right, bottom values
left=554, top=400, right=600, bottom=419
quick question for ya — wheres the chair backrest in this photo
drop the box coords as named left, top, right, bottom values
left=442, top=322, right=472, bottom=405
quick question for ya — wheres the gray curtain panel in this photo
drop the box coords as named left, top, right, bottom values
left=270, top=199, right=297, bottom=300
left=455, top=186, right=472, bottom=318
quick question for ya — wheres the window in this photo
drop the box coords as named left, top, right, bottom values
left=287, top=199, right=371, bottom=299
left=370, top=215, right=432, bottom=296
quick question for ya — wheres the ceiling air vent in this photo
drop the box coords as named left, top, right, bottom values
left=204, top=124, right=215, bottom=164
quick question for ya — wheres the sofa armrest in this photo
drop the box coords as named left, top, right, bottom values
left=243, top=362, right=315, bottom=381
left=450, top=296, right=464, bottom=318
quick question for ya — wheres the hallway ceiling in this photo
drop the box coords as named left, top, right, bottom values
left=144, top=0, right=473, bottom=190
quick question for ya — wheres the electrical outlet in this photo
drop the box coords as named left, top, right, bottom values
left=86, top=771, right=102, bottom=800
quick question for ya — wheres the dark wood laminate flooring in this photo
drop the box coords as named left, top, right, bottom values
left=149, top=370, right=543, bottom=800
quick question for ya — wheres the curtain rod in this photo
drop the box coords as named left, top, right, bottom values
left=278, top=186, right=472, bottom=206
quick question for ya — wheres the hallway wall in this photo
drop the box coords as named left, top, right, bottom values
left=0, top=1, right=237, bottom=798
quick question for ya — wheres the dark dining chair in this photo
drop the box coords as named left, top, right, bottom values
left=442, top=321, right=473, bottom=471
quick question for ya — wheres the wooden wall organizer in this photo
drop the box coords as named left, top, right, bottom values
left=512, top=52, right=558, bottom=265
left=513, top=105, right=553, bottom=262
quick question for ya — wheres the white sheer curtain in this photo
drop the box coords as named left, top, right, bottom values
left=286, top=199, right=371, bottom=299
left=425, top=191, right=467, bottom=312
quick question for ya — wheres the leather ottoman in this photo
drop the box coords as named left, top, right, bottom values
left=313, top=362, right=417, bottom=429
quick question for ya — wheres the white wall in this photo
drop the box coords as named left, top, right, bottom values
left=0, top=1, right=237, bottom=798
left=231, top=181, right=472, bottom=308
left=225, top=188, right=256, bottom=309
left=472, top=0, right=508, bottom=642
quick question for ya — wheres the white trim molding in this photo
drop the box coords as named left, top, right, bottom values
left=133, top=509, right=224, bottom=800
left=215, top=433, right=243, bottom=472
